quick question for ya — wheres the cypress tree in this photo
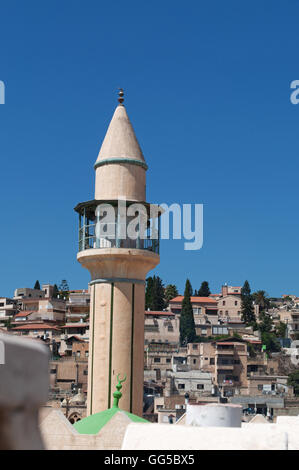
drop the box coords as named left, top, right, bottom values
left=34, top=280, right=41, bottom=290
left=151, top=276, right=165, bottom=310
left=241, top=280, right=256, bottom=327
left=180, top=279, right=196, bottom=346
left=145, top=277, right=154, bottom=310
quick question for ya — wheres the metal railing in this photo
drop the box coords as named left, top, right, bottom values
left=78, top=222, right=160, bottom=254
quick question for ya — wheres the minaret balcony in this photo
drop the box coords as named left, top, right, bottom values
left=74, top=199, right=161, bottom=255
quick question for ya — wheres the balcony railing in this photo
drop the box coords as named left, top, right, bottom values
left=78, top=223, right=160, bottom=254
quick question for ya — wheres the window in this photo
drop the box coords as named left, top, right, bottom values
left=235, top=301, right=238, bottom=306
left=192, top=344, right=198, bottom=350
left=83, top=370, right=88, bottom=375
left=178, top=383, right=185, bottom=389
left=234, top=359, right=240, bottom=364
left=223, top=301, right=226, bottom=306
left=85, top=351, right=89, bottom=357
left=193, top=359, right=197, bottom=364
left=166, top=358, right=171, bottom=363
left=50, top=369, right=56, bottom=374
left=154, top=357, right=161, bottom=363
left=76, top=351, right=81, bottom=357
left=210, top=358, right=215, bottom=365
left=197, top=384, right=204, bottom=390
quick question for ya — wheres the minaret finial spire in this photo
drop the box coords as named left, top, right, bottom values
left=118, top=88, right=124, bottom=105
left=112, top=373, right=127, bottom=408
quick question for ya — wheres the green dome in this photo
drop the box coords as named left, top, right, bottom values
left=73, top=407, right=148, bottom=435
left=73, top=373, right=148, bottom=435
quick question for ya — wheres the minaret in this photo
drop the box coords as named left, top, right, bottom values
left=74, top=90, right=160, bottom=417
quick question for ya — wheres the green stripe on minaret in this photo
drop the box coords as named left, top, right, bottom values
left=108, top=283, right=114, bottom=409
left=90, top=284, right=96, bottom=415
left=130, top=284, right=135, bottom=413
left=94, top=158, right=148, bottom=171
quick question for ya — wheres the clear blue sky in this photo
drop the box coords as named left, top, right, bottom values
left=1, top=0, right=299, bottom=298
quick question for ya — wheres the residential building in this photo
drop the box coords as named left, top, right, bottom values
left=49, top=349, right=89, bottom=394
left=66, top=290, right=90, bottom=322
left=0, top=297, right=18, bottom=321
left=11, top=322, right=61, bottom=340
left=187, top=338, right=249, bottom=395
left=169, top=296, right=218, bottom=318
left=144, top=311, right=179, bottom=345
left=217, top=295, right=242, bottom=321
left=60, top=322, right=89, bottom=355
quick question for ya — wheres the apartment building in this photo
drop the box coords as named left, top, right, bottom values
left=11, top=322, right=61, bottom=340
left=187, top=338, right=248, bottom=395
left=0, top=297, right=18, bottom=321
left=144, top=311, right=179, bottom=345
left=217, top=295, right=242, bottom=320
left=169, top=296, right=218, bottom=318
left=60, top=322, right=89, bottom=355
left=49, top=344, right=89, bottom=393
left=66, top=290, right=90, bottom=322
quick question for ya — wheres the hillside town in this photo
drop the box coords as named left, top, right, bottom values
left=1, top=278, right=299, bottom=426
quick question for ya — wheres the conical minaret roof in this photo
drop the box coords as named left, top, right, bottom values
left=94, top=103, right=147, bottom=169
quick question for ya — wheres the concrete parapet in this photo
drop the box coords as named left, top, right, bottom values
left=0, top=333, right=49, bottom=449
left=122, top=423, right=288, bottom=450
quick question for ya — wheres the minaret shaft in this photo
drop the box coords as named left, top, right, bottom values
left=87, top=281, right=145, bottom=415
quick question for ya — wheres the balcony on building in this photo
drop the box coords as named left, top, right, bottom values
left=215, top=342, right=235, bottom=355
left=74, top=199, right=161, bottom=254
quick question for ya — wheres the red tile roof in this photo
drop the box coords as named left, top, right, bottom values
left=170, top=296, right=217, bottom=304
left=12, top=323, right=61, bottom=331
left=145, top=311, right=175, bottom=316
left=14, top=311, right=34, bottom=318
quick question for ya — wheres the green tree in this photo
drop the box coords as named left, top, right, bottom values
left=59, top=279, right=70, bottom=300
left=145, top=276, right=165, bottom=311
left=261, top=332, right=281, bottom=353
left=180, top=279, right=196, bottom=346
left=145, top=277, right=154, bottom=310
left=198, top=281, right=211, bottom=297
left=164, top=284, right=178, bottom=306
left=258, top=311, right=273, bottom=334
left=34, top=280, right=41, bottom=290
left=241, top=280, right=256, bottom=327
left=275, top=321, right=288, bottom=338
left=253, top=290, right=270, bottom=312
